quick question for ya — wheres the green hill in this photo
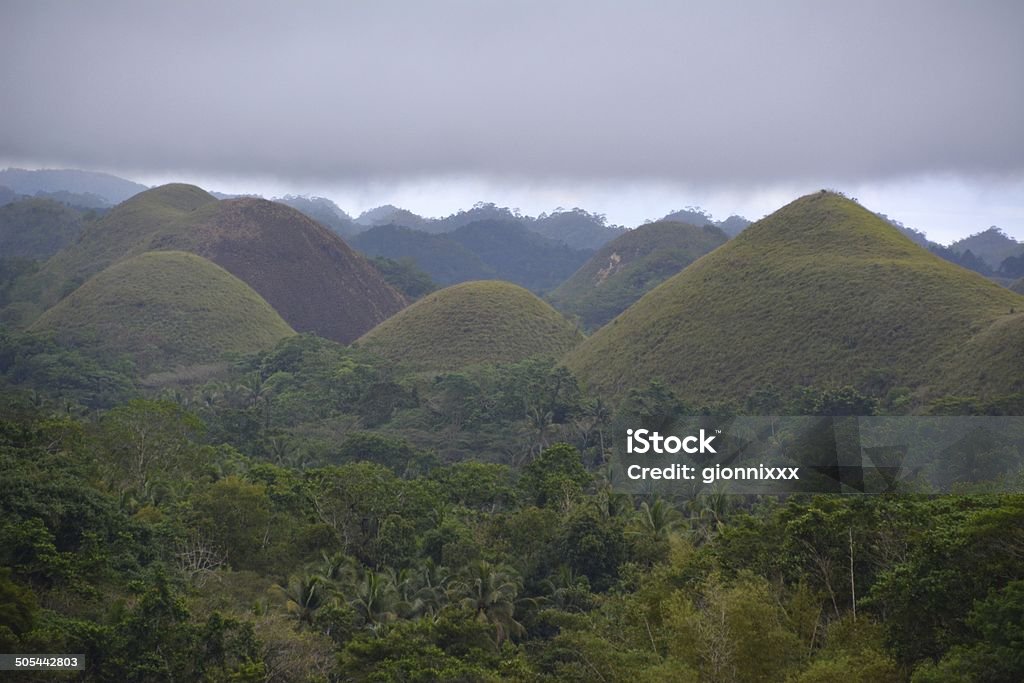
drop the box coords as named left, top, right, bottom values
left=30, top=251, right=294, bottom=373
left=358, top=280, right=584, bottom=371
left=565, top=191, right=1024, bottom=406
left=548, top=221, right=728, bottom=331
left=24, top=184, right=406, bottom=343
left=0, top=197, right=89, bottom=260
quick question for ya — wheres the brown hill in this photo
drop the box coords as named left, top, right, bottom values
left=30, top=184, right=407, bottom=343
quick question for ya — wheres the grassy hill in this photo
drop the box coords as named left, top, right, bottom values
left=358, top=280, right=584, bottom=371
left=0, top=197, right=89, bottom=260
left=565, top=191, right=1024, bottom=406
left=548, top=221, right=728, bottom=331
left=30, top=251, right=294, bottom=374
left=23, top=184, right=406, bottom=343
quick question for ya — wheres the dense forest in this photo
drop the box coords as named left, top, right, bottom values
left=2, top=326, right=1022, bottom=682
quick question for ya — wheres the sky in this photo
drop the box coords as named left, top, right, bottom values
left=2, top=0, right=1022, bottom=243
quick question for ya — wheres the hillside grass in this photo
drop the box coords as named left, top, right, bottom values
left=565, top=191, right=1024, bottom=405
left=31, top=251, right=294, bottom=374
left=358, top=280, right=584, bottom=371
left=548, top=221, right=727, bottom=330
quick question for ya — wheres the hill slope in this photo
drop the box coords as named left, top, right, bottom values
left=30, top=251, right=294, bottom=373
left=565, top=191, right=1024, bottom=405
left=548, top=221, right=728, bottom=330
left=358, top=281, right=583, bottom=371
left=28, top=184, right=406, bottom=343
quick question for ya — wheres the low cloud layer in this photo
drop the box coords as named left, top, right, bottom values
left=3, top=0, right=1022, bottom=186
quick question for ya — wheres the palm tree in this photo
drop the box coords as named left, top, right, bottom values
left=454, top=560, right=524, bottom=647
left=540, top=565, right=592, bottom=611
left=273, top=573, right=327, bottom=627
left=348, top=569, right=401, bottom=632
left=687, top=486, right=732, bottom=544
left=634, top=498, right=683, bottom=539
left=412, top=559, right=452, bottom=618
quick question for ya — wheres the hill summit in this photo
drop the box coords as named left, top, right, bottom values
left=30, top=251, right=294, bottom=373
left=565, top=191, right=1024, bottom=405
left=30, top=184, right=406, bottom=343
left=358, top=280, right=583, bottom=371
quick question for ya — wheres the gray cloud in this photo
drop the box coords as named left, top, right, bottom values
left=2, top=0, right=1022, bottom=185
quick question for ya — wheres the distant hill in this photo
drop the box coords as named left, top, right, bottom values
left=358, top=280, right=583, bottom=371
left=351, top=225, right=496, bottom=285
left=26, top=184, right=406, bottom=343
left=274, top=195, right=357, bottom=236
left=0, top=198, right=89, bottom=260
left=531, top=208, right=626, bottom=250
left=353, top=202, right=624, bottom=250
left=447, top=220, right=592, bottom=293
left=948, top=227, right=1024, bottom=272
left=878, top=214, right=1023, bottom=280
left=548, top=221, right=728, bottom=331
left=717, top=215, right=752, bottom=236
left=355, top=205, right=429, bottom=230
left=1011, top=278, right=1024, bottom=295
left=30, top=251, right=294, bottom=374
left=353, top=220, right=590, bottom=293
left=655, top=207, right=751, bottom=236
left=0, top=168, right=148, bottom=205
left=566, top=191, right=1024, bottom=406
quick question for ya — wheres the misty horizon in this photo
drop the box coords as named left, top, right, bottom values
left=2, top=1, right=1022, bottom=243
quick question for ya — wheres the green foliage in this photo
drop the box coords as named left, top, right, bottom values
left=0, top=327, right=136, bottom=408
left=369, top=255, right=438, bottom=300
left=911, top=580, right=1024, bottom=682
left=336, top=431, right=435, bottom=476
left=0, top=567, right=37, bottom=650
left=519, top=443, right=591, bottom=508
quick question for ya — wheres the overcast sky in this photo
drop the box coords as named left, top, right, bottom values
left=2, top=0, right=1022, bottom=242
